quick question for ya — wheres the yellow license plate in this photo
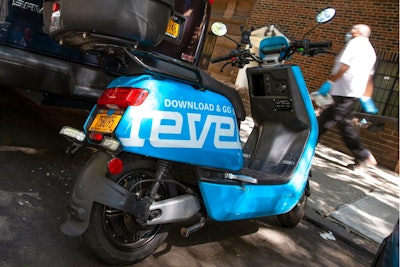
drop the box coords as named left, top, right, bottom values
left=89, top=113, right=122, bottom=133
left=165, top=18, right=180, bottom=38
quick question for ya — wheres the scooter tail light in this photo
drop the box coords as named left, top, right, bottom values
left=88, top=132, right=104, bottom=142
left=97, top=87, right=149, bottom=109
left=108, top=157, right=124, bottom=175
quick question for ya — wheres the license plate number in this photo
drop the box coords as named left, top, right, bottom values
left=89, top=114, right=122, bottom=133
left=165, top=18, right=180, bottom=39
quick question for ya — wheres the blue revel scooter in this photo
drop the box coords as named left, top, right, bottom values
left=54, top=3, right=335, bottom=265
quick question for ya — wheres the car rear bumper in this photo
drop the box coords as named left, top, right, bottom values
left=0, top=45, right=113, bottom=101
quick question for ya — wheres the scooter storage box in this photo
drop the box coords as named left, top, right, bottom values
left=43, top=0, right=174, bottom=49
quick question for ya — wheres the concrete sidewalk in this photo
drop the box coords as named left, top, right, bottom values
left=306, top=143, right=399, bottom=255
left=240, top=117, right=399, bottom=255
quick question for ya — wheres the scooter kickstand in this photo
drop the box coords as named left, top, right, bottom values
left=180, top=217, right=206, bottom=237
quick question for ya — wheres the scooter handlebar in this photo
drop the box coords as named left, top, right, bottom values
left=211, top=51, right=239, bottom=63
left=293, top=40, right=332, bottom=49
left=286, top=40, right=332, bottom=58
left=307, top=41, right=332, bottom=49
left=210, top=39, right=332, bottom=66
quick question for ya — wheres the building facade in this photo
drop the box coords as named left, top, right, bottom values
left=205, top=0, right=399, bottom=171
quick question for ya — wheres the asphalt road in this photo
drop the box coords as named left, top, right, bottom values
left=0, top=87, right=373, bottom=267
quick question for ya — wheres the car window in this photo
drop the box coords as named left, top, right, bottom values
left=0, top=0, right=100, bottom=66
left=154, top=0, right=210, bottom=66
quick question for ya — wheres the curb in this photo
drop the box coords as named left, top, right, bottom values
left=304, top=207, right=379, bottom=256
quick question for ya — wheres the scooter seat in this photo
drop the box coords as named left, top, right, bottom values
left=126, top=53, right=246, bottom=121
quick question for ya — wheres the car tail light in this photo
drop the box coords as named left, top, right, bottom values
left=52, top=2, right=60, bottom=12
left=97, top=87, right=149, bottom=109
left=108, top=157, right=124, bottom=175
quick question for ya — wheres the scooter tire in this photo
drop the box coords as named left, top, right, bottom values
left=277, top=192, right=307, bottom=228
left=83, top=157, right=172, bottom=266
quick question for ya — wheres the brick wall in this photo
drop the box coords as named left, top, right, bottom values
left=248, top=0, right=398, bottom=89
left=209, top=0, right=399, bottom=170
left=245, top=0, right=399, bottom=170
left=320, top=115, right=399, bottom=170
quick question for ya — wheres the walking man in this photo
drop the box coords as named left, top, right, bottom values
left=317, top=24, right=378, bottom=168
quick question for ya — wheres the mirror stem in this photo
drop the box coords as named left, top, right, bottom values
left=224, top=35, right=241, bottom=47
left=302, top=24, right=320, bottom=39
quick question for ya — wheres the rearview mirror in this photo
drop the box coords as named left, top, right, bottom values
left=316, top=7, right=336, bottom=24
left=303, top=7, right=336, bottom=39
left=211, top=22, right=227, bottom=36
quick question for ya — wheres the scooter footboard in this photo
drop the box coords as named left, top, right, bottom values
left=198, top=172, right=308, bottom=221
left=243, top=123, right=309, bottom=183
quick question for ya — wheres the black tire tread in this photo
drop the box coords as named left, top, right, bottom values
left=277, top=193, right=307, bottom=228
left=83, top=157, right=171, bottom=265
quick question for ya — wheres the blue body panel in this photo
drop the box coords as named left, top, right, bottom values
left=109, top=75, right=243, bottom=171
left=199, top=65, right=318, bottom=221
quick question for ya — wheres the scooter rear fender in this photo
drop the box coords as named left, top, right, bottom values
left=60, top=150, right=137, bottom=237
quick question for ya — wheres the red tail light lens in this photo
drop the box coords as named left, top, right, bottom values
left=108, top=157, right=124, bottom=175
left=97, top=88, right=149, bottom=109
left=89, top=132, right=104, bottom=142
left=52, top=3, right=60, bottom=12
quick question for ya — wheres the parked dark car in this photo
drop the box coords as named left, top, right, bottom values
left=0, top=0, right=117, bottom=106
left=0, top=0, right=210, bottom=107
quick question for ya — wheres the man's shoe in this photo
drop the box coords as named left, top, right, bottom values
left=347, top=154, right=378, bottom=170
left=357, top=154, right=378, bottom=167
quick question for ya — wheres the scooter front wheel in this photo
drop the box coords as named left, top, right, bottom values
left=277, top=191, right=307, bottom=228
left=83, top=158, right=173, bottom=265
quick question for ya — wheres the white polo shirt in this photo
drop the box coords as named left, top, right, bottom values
left=330, top=36, right=376, bottom=98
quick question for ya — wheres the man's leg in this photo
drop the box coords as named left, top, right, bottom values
left=318, top=96, right=354, bottom=137
left=336, top=98, right=377, bottom=166
left=318, top=105, right=337, bottom=138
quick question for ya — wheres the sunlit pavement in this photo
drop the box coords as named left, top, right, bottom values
left=241, top=116, right=399, bottom=255
left=0, top=89, right=374, bottom=266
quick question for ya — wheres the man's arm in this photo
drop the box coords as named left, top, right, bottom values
left=329, top=63, right=349, bottom=82
left=359, top=74, right=378, bottom=114
left=363, top=74, right=374, bottom=97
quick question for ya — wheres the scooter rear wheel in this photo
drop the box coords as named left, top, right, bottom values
left=83, top=158, right=173, bottom=265
left=277, top=191, right=307, bottom=228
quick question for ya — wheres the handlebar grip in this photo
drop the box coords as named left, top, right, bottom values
left=210, top=53, right=236, bottom=63
left=308, top=41, right=332, bottom=48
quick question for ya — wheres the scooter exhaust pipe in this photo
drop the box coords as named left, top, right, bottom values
left=181, top=216, right=206, bottom=237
